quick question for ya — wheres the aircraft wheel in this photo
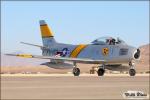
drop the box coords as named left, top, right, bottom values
left=129, top=69, right=136, bottom=76
left=97, top=68, right=105, bottom=76
left=73, top=67, right=80, bottom=76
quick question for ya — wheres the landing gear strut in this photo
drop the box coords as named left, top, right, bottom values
left=72, top=63, right=80, bottom=76
left=97, top=64, right=105, bottom=76
left=129, top=62, right=136, bottom=76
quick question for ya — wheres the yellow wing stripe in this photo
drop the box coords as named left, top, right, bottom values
left=70, top=44, right=87, bottom=58
left=40, top=24, right=53, bottom=38
left=16, top=54, right=33, bottom=58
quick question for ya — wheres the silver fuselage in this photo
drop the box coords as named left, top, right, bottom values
left=42, top=42, right=138, bottom=64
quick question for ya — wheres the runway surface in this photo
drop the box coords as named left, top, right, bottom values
left=1, top=75, right=149, bottom=99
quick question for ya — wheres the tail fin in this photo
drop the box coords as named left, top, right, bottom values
left=39, top=20, right=56, bottom=47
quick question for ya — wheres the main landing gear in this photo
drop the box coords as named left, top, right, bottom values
left=72, top=62, right=136, bottom=76
left=72, top=63, right=80, bottom=76
left=129, top=62, right=136, bottom=76
left=97, top=64, right=105, bottom=76
left=72, top=63, right=106, bottom=76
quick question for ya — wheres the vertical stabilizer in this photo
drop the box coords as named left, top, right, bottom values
left=39, top=20, right=56, bottom=47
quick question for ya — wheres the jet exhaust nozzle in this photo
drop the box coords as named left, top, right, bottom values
left=134, top=49, right=140, bottom=59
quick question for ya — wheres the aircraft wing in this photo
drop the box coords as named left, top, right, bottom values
left=6, top=54, right=106, bottom=64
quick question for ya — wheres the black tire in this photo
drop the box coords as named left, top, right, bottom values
left=97, top=68, right=105, bottom=76
left=73, top=67, right=80, bottom=76
left=129, top=69, right=136, bottom=76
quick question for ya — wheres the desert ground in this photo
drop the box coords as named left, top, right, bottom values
left=1, top=75, right=149, bottom=99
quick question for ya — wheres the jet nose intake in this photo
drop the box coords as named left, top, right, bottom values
left=134, top=49, right=140, bottom=59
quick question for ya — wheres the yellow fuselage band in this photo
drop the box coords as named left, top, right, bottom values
left=70, top=44, right=87, bottom=58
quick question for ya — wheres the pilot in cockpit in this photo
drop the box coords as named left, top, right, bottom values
left=91, top=37, right=125, bottom=45
left=106, top=37, right=116, bottom=45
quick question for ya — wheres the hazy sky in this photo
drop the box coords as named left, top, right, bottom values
left=1, top=1, right=149, bottom=54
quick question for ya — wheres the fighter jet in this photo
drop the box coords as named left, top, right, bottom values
left=6, top=20, right=140, bottom=76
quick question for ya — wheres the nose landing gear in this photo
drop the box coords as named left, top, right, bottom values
left=129, top=69, right=136, bottom=76
left=129, top=62, right=136, bottom=76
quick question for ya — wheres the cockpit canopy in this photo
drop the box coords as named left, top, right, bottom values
left=91, top=37, right=125, bottom=45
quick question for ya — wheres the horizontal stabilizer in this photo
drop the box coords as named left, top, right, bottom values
left=20, top=42, right=49, bottom=49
